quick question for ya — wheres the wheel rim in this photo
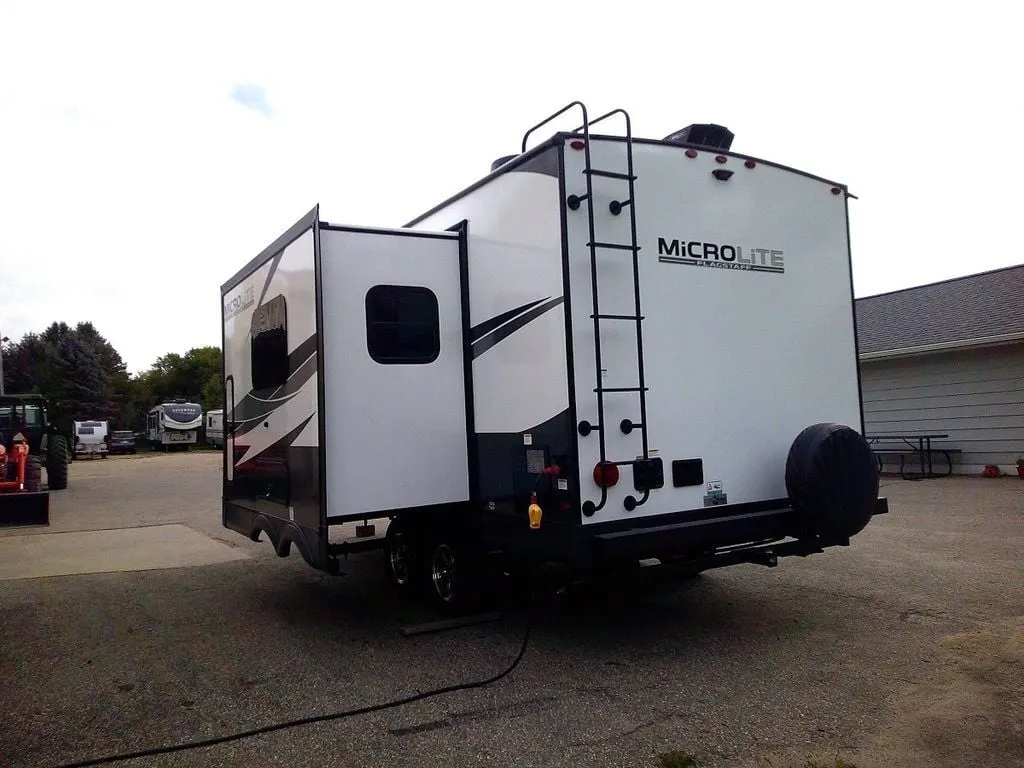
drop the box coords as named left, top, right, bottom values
left=389, top=541, right=411, bottom=586
left=431, top=544, right=457, bottom=603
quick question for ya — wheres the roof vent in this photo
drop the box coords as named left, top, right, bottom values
left=663, top=123, right=734, bottom=151
left=490, top=154, right=519, bottom=172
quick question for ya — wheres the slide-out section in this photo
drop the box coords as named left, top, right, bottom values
left=318, top=225, right=468, bottom=520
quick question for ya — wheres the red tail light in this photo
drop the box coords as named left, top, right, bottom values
left=593, top=461, right=620, bottom=488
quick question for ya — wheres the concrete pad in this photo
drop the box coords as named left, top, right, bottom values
left=0, top=524, right=249, bottom=581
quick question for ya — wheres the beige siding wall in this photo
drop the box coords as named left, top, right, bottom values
left=859, top=343, right=1024, bottom=474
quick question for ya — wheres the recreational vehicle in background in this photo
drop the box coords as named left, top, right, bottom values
left=206, top=409, right=224, bottom=447
left=147, top=400, right=202, bottom=451
left=219, top=102, right=886, bottom=613
left=73, top=420, right=108, bottom=459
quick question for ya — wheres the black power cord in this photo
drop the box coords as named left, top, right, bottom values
left=53, top=556, right=540, bottom=768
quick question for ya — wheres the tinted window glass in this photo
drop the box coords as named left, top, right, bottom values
left=251, top=294, right=289, bottom=391
left=365, top=285, right=440, bottom=364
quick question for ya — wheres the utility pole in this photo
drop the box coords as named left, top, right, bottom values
left=0, top=334, right=9, bottom=395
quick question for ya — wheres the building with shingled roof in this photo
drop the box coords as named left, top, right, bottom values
left=855, top=263, right=1024, bottom=475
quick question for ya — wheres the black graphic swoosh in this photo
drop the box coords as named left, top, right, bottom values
left=233, top=413, right=316, bottom=469
left=471, top=296, right=564, bottom=359
left=470, top=297, right=549, bottom=342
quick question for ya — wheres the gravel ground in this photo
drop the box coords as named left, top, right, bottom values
left=1, top=452, right=1021, bottom=768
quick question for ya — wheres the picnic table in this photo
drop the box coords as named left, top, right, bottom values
left=866, top=433, right=958, bottom=480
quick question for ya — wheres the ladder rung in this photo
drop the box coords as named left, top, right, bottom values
left=595, top=386, right=649, bottom=393
left=588, top=242, right=640, bottom=251
left=584, top=169, right=637, bottom=181
left=591, top=314, right=643, bottom=321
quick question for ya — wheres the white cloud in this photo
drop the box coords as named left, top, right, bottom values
left=1, top=0, right=1020, bottom=372
left=230, top=84, right=273, bottom=117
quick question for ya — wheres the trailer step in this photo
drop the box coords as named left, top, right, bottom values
left=583, top=169, right=636, bottom=181
left=587, top=241, right=640, bottom=251
left=399, top=612, right=502, bottom=637
left=591, top=313, right=643, bottom=321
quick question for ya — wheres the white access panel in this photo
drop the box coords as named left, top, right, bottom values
left=319, top=227, right=469, bottom=518
left=565, top=139, right=862, bottom=524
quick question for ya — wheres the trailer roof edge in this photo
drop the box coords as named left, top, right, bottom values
left=221, top=204, right=319, bottom=296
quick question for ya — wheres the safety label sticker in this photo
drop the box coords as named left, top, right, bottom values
left=703, top=480, right=727, bottom=507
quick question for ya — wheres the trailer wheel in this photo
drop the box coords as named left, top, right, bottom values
left=46, top=435, right=69, bottom=491
left=24, top=456, right=43, bottom=492
left=384, top=519, right=420, bottom=594
left=425, top=534, right=484, bottom=615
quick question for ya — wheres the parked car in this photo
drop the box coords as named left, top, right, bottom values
left=108, top=430, right=137, bottom=455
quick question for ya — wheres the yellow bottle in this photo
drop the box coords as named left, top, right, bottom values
left=528, top=492, right=543, bottom=530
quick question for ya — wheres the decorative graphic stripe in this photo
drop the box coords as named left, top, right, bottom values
left=471, top=296, right=564, bottom=359
left=469, top=298, right=548, bottom=342
left=285, top=334, right=318, bottom=378
left=256, top=249, right=285, bottom=308
left=234, top=413, right=316, bottom=468
left=232, top=392, right=302, bottom=436
left=233, top=359, right=315, bottom=438
left=230, top=333, right=318, bottom=433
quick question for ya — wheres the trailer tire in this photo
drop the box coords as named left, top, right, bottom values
left=785, top=422, right=878, bottom=544
left=46, top=435, right=70, bottom=491
left=384, top=519, right=421, bottom=594
left=425, top=532, right=484, bottom=615
left=24, top=456, right=43, bottom=492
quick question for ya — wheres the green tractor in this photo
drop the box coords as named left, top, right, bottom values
left=0, top=394, right=71, bottom=526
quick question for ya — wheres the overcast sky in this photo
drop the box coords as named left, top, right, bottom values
left=1, top=0, right=1019, bottom=373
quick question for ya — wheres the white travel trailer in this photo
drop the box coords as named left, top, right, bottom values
left=73, top=420, right=108, bottom=458
left=219, top=102, right=886, bottom=612
left=147, top=400, right=202, bottom=450
left=206, top=409, right=224, bottom=447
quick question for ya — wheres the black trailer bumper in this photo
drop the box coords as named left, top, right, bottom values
left=0, top=491, right=50, bottom=527
left=587, top=496, right=889, bottom=564
left=487, top=496, right=889, bottom=570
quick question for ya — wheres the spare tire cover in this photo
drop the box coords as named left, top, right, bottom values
left=785, top=423, right=879, bottom=543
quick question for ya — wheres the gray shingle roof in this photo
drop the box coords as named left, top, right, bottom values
left=855, top=264, right=1024, bottom=355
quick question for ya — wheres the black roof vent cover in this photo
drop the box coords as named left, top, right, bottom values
left=490, top=154, right=519, bottom=172
left=663, top=123, right=734, bottom=151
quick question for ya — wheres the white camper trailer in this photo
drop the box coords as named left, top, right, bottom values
left=206, top=409, right=224, bottom=447
left=147, top=400, right=202, bottom=450
left=73, top=420, right=108, bottom=458
left=220, top=102, right=886, bottom=612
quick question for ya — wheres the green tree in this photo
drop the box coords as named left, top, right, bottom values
left=4, top=322, right=133, bottom=431
left=201, top=372, right=223, bottom=415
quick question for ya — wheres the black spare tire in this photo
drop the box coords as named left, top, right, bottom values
left=785, top=423, right=879, bottom=544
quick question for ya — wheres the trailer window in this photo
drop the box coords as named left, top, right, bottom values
left=250, top=294, right=289, bottom=391
left=365, top=285, right=440, bottom=364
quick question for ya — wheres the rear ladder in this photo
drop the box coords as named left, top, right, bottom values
left=522, top=103, right=656, bottom=514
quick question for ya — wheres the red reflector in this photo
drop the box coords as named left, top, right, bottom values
left=745, top=159, right=756, bottom=169
left=715, top=155, right=727, bottom=164
left=593, top=461, right=620, bottom=488
left=570, top=140, right=586, bottom=150
left=831, top=186, right=842, bottom=195
left=685, top=149, right=698, bottom=158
